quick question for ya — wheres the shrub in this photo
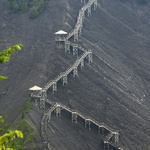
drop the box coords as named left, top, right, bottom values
left=29, top=7, right=39, bottom=19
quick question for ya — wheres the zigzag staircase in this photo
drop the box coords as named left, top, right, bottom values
left=30, top=0, right=124, bottom=149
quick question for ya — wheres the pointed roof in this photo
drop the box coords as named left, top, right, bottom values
left=29, top=85, right=42, bottom=91
left=55, top=30, right=67, bottom=35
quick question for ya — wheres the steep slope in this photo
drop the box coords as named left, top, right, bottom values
left=0, top=0, right=150, bottom=150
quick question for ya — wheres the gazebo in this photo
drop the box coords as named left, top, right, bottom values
left=29, top=85, right=42, bottom=91
left=29, top=85, right=42, bottom=97
left=29, top=85, right=42, bottom=105
left=55, top=30, right=67, bottom=42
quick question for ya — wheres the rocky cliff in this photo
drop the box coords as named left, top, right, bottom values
left=0, top=0, right=150, bottom=149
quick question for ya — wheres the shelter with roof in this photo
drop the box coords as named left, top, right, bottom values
left=55, top=30, right=67, bottom=42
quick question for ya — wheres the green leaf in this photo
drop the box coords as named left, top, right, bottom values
left=15, top=130, right=23, bottom=138
left=0, top=76, right=8, bottom=80
left=0, top=116, right=4, bottom=123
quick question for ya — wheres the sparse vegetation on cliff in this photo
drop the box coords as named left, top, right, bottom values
left=3, top=0, right=50, bottom=18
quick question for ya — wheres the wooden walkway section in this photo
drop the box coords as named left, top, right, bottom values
left=41, top=100, right=122, bottom=150
left=30, top=0, right=124, bottom=149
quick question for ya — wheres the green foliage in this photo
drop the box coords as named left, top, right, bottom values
left=0, top=116, right=24, bottom=150
left=14, top=119, right=37, bottom=149
left=21, top=99, right=32, bottom=119
left=0, top=44, right=23, bottom=79
left=0, top=44, right=23, bottom=64
left=11, top=100, right=37, bottom=149
left=29, top=7, right=39, bottom=19
left=20, top=2, right=27, bottom=13
left=0, top=76, right=7, bottom=80
left=13, top=1, right=20, bottom=13
left=0, top=44, right=26, bottom=149
left=3, top=0, right=11, bottom=9
left=0, top=117, right=4, bottom=123
left=3, top=0, right=50, bottom=18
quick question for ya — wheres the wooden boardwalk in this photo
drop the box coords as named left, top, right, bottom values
left=30, top=0, right=124, bottom=149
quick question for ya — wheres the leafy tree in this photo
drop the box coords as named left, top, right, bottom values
left=0, top=44, right=23, bottom=79
left=3, top=0, right=49, bottom=18
left=29, top=7, right=39, bottom=19
left=0, top=44, right=24, bottom=149
left=38, top=3, right=45, bottom=14
left=13, top=1, right=20, bottom=13
left=3, top=0, right=11, bottom=9
left=0, top=117, right=24, bottom=150
left=20, top=2, right=27, bottom=13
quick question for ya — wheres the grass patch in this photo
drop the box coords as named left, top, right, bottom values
left=10, top=98, right=38, bottom=149
left=21, top=98, right=32, bottom=119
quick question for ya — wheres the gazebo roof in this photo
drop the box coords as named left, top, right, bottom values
left=55, top=30, right=67, bottom=35
left=29, top=85, right=42, bottom=91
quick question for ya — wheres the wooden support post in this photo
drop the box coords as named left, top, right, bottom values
left=104, top=141, right=109, bottom=150
left=88, top=51, right=93, bottom=63
left=72, top=112, right=78, bottom=123
left=73, top=67, right=78, bottom=77
left=40, top=98, right=45, bottom=109
left=56, top=105, right=61, bottom=118
left=73, top=44, right=78, bottom=55
left=87, top=6, right=91, bottom=16
left=53, top=82, right=57, bottom=93
left=65, top=40, right=70, bottom=53
left=85, top=119, right=91, bottom=130
left=63, top=75, right=68, bottom=85
left=113, top=132, right=119, bottom=143
left=101, top=127, right=104, bottom=135
left=40, top=90, right=47, bottom=109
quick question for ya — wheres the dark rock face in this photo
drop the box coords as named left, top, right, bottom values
left=0, top=0, right=150, bottom=150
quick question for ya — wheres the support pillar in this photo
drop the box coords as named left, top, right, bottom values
left=104, top=141, right=109, bottom=150
left=65, top=40, right=70, bottom=53
left=87, top=6, right=91, bottom=16
left=40, top=98, right=45, bottom=109
left=80, top=59, right=84, bottom=69
left=73, top=67, right=78, bottom=77
left=99, top=126, right=104, bottom=135
left=88, top=51, right=93, bottom=63
left=98, top=126, right=101, bottom=134
left=55, top=105, right=61, bottom=118
left=40, top=90, right=47, bottom=109
left=113, top=132, right=119, bottom=143
left=63, top=75, right=67, bottom=85
left=85, top=119, right=91, bottom=130
left=52, top=82, right=57, bottom=93
left=72, top=112, right=78, bottom=123
left=98, top=126, right=104, bottom=135
left=73, top=44, right=78, bottom=55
